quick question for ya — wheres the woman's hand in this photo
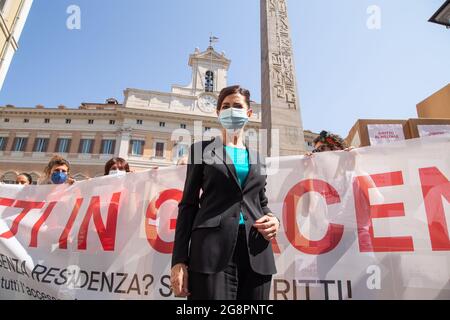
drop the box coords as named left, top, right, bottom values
left=253, top=214, right=280, bottom=241
left=170, top=263, right=190, bottom=298
left=67, top=177, right=76, bottom=185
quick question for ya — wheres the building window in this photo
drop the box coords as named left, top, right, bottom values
left=24, top=119, right=29, bottom=123
left=78, top=139, right=94, bottom=154
left=44, top=119, right=50, bottom=124
left=180, top=124, right=186, bottom=129
left=129, top=140, right=144, bottom=156
left=12, top=137, right=27, bottom=152
left=88, top=119, right=94, bottom=124
left=110, top=120, right=116, bottom=125
left=0, top=171, right=16, bottom=185
left=205, top=71, right=214, bottom=92
left=101, top=139, right=116, bottom=155
left=66, top=119, right=71, bottom=124
left=159, top=122, right=165, bottom=127
left=0, top=137, right=8, bottom=151
left=56, top=138, right=71, bottom=153
left=4, top=118, right=9, bottom=122
left=33, top=138, right=49, bottom=153
left=155, top=142, right=165, bottom=158
left=29, top=173, right=39, bottom=185
left=137, top=120, right=143, bottom=125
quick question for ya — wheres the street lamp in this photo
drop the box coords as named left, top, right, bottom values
left=429, top=0, right=450, bottom=28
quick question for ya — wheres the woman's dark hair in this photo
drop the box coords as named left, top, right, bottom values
left=18, top=173, right=33, bottom=184
left=104, top=157, right=130, bottom=175
left=313, top=131, right=348, bottom=150
left=217, top=85, right=251, bottom=112
left=44, top=155, right=71, bottom=179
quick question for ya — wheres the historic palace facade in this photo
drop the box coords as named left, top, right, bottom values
left=0, top=47, right=317, bottom=184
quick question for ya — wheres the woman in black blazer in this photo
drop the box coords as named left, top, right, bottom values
left=170, top=85, right=280, bottom=300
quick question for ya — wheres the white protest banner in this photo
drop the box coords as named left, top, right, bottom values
left=418, top=125, right=450, bottom=138
left=0, top=136, right=449, bottom=300
left=367, top=124, right=405, bottom=145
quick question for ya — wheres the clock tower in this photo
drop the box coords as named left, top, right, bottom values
left=171, top=46, right=231, bottom=113
left=188, top=46, right=231, bottom=94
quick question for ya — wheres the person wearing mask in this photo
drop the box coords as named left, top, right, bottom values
left=16, top=173, right=33, bottom=185
left=170, top=85, right=279, bottom=300
left=40, top=155, right=75, bottom=185
left=104, top=157, right=131, bottom=176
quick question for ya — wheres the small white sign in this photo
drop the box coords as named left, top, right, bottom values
left=367, top=124, right=405, bottom=145
left=418, top=125, right=450, bottom=138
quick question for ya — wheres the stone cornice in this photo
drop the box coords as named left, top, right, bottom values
left=124, top=88, right=199, bottom=101
left=0, top=106, right=261, bottom=124
left=0, top=107, right=117, bottom=117
left=188, top=48, right=231, bottom=69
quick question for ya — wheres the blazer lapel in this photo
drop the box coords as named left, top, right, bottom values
left=211, top=137, right=260, bottom=192
left=243, top=146, right=258, bottom=190
left=211, top=137, right=242, bottom=191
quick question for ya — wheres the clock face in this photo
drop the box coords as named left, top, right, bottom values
left=198, top=95, right=218, bottom=113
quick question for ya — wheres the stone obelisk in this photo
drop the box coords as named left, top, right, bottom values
left=261, top=0, right=306, bottom=156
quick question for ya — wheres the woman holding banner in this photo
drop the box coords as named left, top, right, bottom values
left=39, top=155, right=75, bottom=185
left=16, top=173, right=33, bottom=185
left=170, top=85, right=280, bottom=300
left=104, top=157, right=131, bottom=176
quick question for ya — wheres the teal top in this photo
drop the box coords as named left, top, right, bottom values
left=224, top=145, right=250, bottom=225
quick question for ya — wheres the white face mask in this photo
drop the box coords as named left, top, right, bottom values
left=219, top=107, right=249, bottom=130
left=109, top=170, right=127, bottom=176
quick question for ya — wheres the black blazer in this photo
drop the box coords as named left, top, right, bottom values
left=172, top=137, right=277, bottom=275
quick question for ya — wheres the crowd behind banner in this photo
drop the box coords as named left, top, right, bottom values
left=0, top=135, right=449, bottom=300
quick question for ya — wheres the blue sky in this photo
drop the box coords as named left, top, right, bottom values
left=1, top=0, right=449, bottom=137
